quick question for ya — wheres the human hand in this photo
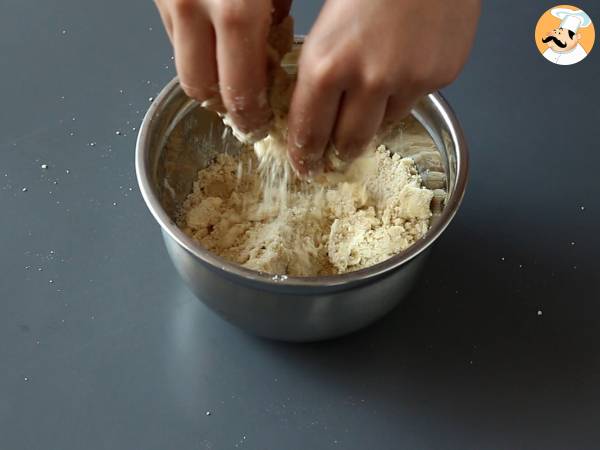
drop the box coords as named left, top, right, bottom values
left=287, top=0, right=480, bottom=175
left=154, top=0, right=292, bottom=134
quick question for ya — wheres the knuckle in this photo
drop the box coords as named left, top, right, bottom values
left=361, top=71, right=392, bottom=95
left=217, top=1, right=252, bottom=28
left=171, top=0, right=197, bottom=16
left=305, top=57, right=339, bottom=90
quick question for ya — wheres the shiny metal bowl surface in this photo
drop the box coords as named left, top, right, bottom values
left=136, top=71, right=468, bottom=342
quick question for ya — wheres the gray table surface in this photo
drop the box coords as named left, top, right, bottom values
left=2, top=1, right=600, bottom=449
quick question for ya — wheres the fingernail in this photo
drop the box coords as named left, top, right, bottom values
left=324, top=147, right=350, bottom=172
left=290, top=155, right=320, bottom=178
left=334, top=142, right=365, bottom=162
left=305, top=159, right=325, bottom=178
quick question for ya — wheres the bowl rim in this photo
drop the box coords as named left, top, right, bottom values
left=136, top=79, right=469, bottom=289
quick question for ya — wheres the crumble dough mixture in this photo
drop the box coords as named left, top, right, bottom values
left=179, top=144, right=435, bottom=276
left=177, top=15, right=438, bottom=276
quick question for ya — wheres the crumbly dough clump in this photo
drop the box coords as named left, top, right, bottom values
left=179, top=145, right=434, bottom=276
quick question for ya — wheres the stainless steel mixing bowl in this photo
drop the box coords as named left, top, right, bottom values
left=136, top=72, right=468, bottom=342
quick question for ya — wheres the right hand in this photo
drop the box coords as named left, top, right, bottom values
left=154, top=0, right=292, bottom=134
left=286, top=0, right=480, bottom=175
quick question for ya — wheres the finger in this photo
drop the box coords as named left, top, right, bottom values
left=287, top=74, right=343, bottom=175
left=383, top=94, right=419, bottom=124
left=172, top=10, right=218, bottom=101
left=154, top=0, right=174, bottom=43
left=333, top=90, right=387, bottom=162
left=272, top=0, right=292, bottom=24
left=212, top=5, right=272, bottom=133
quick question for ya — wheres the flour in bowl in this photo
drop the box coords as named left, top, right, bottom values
left=178, top=142, right=435, bottom=276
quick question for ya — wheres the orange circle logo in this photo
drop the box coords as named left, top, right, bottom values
left=535, top=5, right=595, bottom=65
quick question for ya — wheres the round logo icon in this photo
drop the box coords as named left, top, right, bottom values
left=535, top=5, right=595, bottom=66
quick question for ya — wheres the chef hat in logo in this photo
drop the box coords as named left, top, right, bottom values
left=551, top=7, right=593, bottom=33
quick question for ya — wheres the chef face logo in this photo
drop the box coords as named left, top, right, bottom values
left=535, top=5, right=595, bottom=66
left=542, top=27, right=580, bottom=52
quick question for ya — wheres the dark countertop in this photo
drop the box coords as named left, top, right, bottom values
left=1, top=1, right=599, bottom=449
